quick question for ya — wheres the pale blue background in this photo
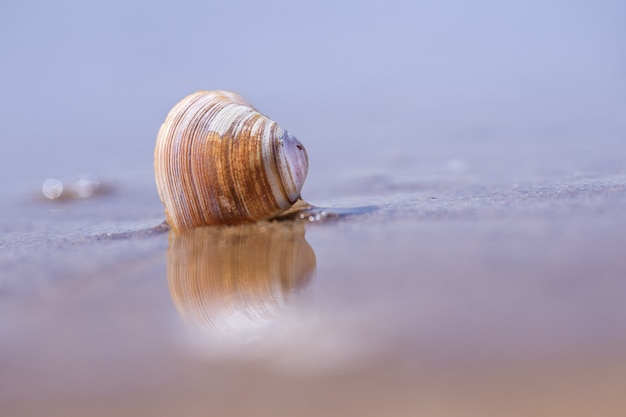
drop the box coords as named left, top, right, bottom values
left=1, top=0, right=625, bottom=198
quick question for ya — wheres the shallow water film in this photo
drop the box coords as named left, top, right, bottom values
left=2, top=0, right=626, bottom=416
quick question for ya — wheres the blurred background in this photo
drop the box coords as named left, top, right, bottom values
left=1, top=0, right=625, bottom=203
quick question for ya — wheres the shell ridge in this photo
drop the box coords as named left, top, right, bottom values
left=261, top=122, right=291, bottom=210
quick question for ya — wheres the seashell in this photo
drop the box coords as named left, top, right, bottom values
left=155, top=90, right=308, bottom=232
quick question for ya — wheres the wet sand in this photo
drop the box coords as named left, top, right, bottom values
left=1, top=165, right=626, bottom=416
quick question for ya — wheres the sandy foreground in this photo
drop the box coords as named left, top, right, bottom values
left=1, top=163, right=626, bottom=417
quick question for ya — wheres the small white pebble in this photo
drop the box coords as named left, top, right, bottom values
left=71, top=175, right=100, bottom=198
left=42, top=178, right=64, bottom=200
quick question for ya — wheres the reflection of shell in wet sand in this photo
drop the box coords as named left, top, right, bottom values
left=167, top=222, right=316, bottom=332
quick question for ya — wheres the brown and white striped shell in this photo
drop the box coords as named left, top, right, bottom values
left=155, top=90, right=308, bottom=232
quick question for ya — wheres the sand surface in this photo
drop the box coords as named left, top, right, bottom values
left=2, top=162, right=626, bottom=416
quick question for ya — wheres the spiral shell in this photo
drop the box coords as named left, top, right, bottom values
left=155, top=90, right=308, bottom=231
